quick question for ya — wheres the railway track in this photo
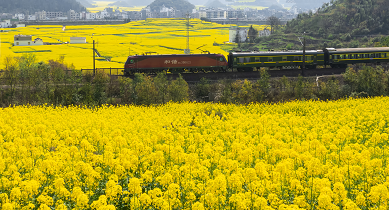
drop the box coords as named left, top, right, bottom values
left=82, top=67, right=347, bottom=81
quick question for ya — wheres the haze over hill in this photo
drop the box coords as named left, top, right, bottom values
left=0, top=0, right=87, bottom=13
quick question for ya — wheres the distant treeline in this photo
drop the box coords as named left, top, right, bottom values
left=1, top=54, right=389, bottom=107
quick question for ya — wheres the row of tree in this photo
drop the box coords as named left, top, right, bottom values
left=2, top=55, right=389, bottom=107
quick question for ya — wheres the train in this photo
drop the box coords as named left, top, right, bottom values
left=124, top=47, right=389, bottom=75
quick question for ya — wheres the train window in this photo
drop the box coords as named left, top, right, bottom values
left=354, top=54, right=358, bottom=59
left=255, top=57, right=260, bottom=62
left=245, top=57, right=250, bottom=62
left=348, top=54, right=352, bottom=59
left=365, top=54, right=369, bottom=58
left=306, top=56, right=312, bottom=61
left=268, top=57, right=273, bottom=62
left=282, top=56, right=287, bottom=61
left=360, top=54, right=364, bottom=58
left=294, top=56, right=299, bottom=61
left=239, top=58, right=244, bottom=63
left=376, top=54, right=381, bottom=58
left=371, top=54, right=375, bottom=58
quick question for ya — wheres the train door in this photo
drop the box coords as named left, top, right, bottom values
left=323, top=49, right=330, bottom=65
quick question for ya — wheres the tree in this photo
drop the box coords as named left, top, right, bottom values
left=248, top=25, right=258, bottom=43
left=267, top=16, right=280, bottom=33
left=234, top=30, right=241, bottom=47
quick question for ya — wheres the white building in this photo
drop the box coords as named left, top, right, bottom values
left=86, top=13, right=96, bottom=20
left=32, top=38, right=44, bottom=45
left=70, top=37, right=86, bottom=44
left=28, top=15, right=36, bottom=20
left=35, top=10, right=47, bottom=20
left=229, top=26, right=247, bottom=43
left=14, top=35, right=43, bottom=46
left=258, top=28, right=271, bottom=37
left=160, top=5, right=175, bottom=17
left=0, top=20, right=11, bottom=28
left=14, top=13, right=25, bottom=20
left=68, top=10, right=79, bottom=20
left=100, top=10, right=110, bottom=18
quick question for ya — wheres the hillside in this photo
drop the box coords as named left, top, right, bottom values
left=149, top=0, right=195, bottom=12
left=205, top=0, right=227, bottom=8
left=284, top=0, right=389, bottom=37
left=0, top=0, right=86, bottom=13
left=76, top=0, right=95, bottom=8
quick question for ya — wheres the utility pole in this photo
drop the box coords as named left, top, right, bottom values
left=93, top=39, right=95, bottom=75
left=302, top=33, right=306, bottom=74
left=298, top=32, right=306, bottom=76
left=184, top=13, right=190, bottom=54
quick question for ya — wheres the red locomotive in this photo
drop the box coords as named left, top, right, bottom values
left=124, top=53, right=228, bottom=75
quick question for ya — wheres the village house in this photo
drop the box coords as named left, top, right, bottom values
left=70, top=37, right=86, bottom=44
left=258, top=28, right=271, bottom=37
left=14, top=35, right=44, bottom=46
left=0, top=20, right=11, bottom=28
left=229, top=26, right=247, bottom=43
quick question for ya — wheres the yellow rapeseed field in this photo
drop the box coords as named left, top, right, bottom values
left=0, top=97, right=388, bottom=209
left=0, top=19, right=268, bottom=70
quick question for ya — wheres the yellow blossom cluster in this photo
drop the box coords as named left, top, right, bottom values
left=0, top=97, right=388, bottom=209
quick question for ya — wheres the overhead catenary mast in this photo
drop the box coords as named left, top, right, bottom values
left=184, top=13, right=190, bottom=54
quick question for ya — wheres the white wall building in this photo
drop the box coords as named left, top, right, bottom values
left=28, top=15, right=36, bottom=20
left=35, top=10, right=47, bottom=20
left=86, top=13, right=96, bottom=20
left=100, top=10, right=110, bottom=18
left=0, top=20, right=11, bottom=28
left=15, top=35, right=32, bottom=46
left=32, top=38, right=44, bottom=45
left=70, top=37, right=86, bottom=44
left=229, top=26, right=247, bottom=43
left=14, top=13, right=25, bottom=20
left=258, top=28, right=271, bottom=37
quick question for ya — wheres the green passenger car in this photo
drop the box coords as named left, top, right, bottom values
left=228, top=51, right=325, bottom=71
left=325, top=47, right=389, bottom=68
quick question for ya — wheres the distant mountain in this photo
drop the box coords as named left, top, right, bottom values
left=76, top=0, right=95, bottom=8
left=205, top=0, right=227, bottom=8
left=149, top=0, right=195, bottom=12
left=108, top=1, right=132, bottom=7
left=284, top=0, right=389, bottom=36
left=0, top=0, right=87, bottom=13
left=292, top=0, right=328, bottom=9
left=232, top=0, right=283, bottom=8
left=108, top=0, right=155, bottom=7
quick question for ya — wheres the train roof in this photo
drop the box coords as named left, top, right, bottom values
left=127, top=53, right=225, bottom=58
left=230, top=50, right=322, bottom=56
left=327, top=47, right=389, bottom=54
